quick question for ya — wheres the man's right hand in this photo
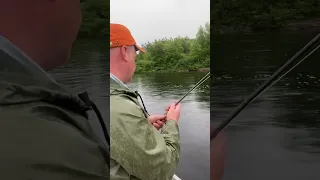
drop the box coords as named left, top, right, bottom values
left=166, top=102, right=181, bottom=122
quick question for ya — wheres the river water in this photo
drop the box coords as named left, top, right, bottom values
left=212, top=31, right=320, bottom=180
left=49, top=39, right=210, bottom=180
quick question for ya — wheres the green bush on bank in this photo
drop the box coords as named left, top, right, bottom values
left=136, top=23, right=210, bottom=72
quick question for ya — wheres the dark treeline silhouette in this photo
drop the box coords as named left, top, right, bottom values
left=211, top=0, right=320, bottom=34
left=79, top=0, right=108, bottom=37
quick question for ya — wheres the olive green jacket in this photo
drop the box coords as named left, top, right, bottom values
left=110, top=79, right=180, bottom=180
left=0, top=36, right=109, bottom=179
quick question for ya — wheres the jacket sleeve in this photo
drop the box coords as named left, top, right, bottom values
left=110, top=98, right=180, bottom=180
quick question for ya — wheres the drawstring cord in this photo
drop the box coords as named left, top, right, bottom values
left=135, top=91, right=150, bottom=116
left=89, top=100, right=110, bottom=146
left=78, top=92, right=110, bottom=146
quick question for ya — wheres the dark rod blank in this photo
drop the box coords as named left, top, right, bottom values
left=211, top=32, right=320, bottom=140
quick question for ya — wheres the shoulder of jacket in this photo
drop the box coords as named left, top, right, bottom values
left=111, top=93, right=142, bottom=113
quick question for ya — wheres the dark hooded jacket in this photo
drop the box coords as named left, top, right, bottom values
left=0, top=36, right=109, bottom=179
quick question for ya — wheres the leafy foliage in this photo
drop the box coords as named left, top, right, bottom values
left=136, top=23, right=210, bottom=72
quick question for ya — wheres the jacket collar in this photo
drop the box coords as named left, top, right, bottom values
left=0, top=35, right=89, bottom=112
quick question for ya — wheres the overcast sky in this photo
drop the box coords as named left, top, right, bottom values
left=110, top=0, right=210, bottom=45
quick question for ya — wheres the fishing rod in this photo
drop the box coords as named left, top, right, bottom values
left=211, top=32, right=320, bottom=140
left=176, top=71, right=210, bottom=105
left=136, top=71, right=210, bottom=116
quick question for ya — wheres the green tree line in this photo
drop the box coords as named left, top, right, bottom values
left=212, top=0, right=320, bottom=34
left=78, top=0, right=109, bottom=37
left=135, top=23, right=210, bottom=72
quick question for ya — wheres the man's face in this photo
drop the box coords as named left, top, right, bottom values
left=120, top=45, right=137, bottom=83
left=0, top=0, right=82, bottom=70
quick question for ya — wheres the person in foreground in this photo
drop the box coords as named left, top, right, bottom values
left=110, top=23, right=181, bottom=180
left=0, top=0, right=109, bottom=179
left=210, top=126, right=226, bottom=180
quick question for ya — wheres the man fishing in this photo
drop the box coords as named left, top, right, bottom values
left=110, top=23, right=181, bottom=180
left=0, top=0, right=109, bottom=179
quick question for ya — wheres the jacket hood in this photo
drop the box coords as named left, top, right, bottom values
left=0, top=36, right=89, bottom=112
left=110, top=77, right=151, bottom=117
left=110, top=78, right=137, bottom=97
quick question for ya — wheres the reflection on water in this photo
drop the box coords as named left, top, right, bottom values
left=50, top=40, right=210, bottom=180
left=212, top=31, right=320, bottom=180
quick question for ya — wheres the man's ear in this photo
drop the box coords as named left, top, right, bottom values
left=120, top=46, right=128, bottom=62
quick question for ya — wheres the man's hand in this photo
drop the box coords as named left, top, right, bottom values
left=166, top=102, right=181, bottom=123
left=148, top=115, right=167, bottom=130
left=149, top=102, right=181, bottom=130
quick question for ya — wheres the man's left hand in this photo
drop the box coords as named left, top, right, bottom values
left=148, top=115, right=167, bottom=130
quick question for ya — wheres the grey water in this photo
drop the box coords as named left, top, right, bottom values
left=212, top=31, right=320, bottom=180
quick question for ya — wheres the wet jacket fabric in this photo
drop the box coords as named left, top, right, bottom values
left=110, top=79, right=180, bottom=180
left=0, top=36, right=109, bottom=179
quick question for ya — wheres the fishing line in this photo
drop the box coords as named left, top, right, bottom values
left=255, top=43, right=320, bottom=103
left=211, top=32, right=320, bottom=140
